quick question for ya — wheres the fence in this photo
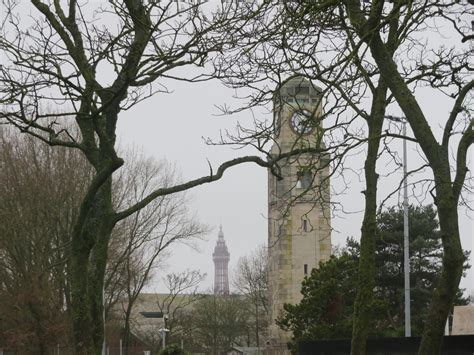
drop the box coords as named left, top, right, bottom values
left=298, top=335, right=474, bottom=355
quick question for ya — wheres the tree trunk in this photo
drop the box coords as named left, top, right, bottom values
left=351, top=82, right=387, bottom=354
left=28, top=300, right=47, bottom=355
left=255, top=302, right=259, bottom=352
left=418, top=185, right=464, bottom=354
left=122, top=303, right=133, bottom=355
left=366, top=33, right=465, bottom=355
left=70, top=177, right=114, bottom=355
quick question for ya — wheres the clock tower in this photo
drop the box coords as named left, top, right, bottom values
left=267, top=76, right=332, bottom=351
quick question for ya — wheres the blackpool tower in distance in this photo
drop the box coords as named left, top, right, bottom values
left=213, top=225, right=230, bottom=295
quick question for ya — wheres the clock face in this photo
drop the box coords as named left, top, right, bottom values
left=291, top=110, right=314, bottom=134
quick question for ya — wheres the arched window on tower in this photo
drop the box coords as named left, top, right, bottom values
left=296, top=169, right=312, bottom=189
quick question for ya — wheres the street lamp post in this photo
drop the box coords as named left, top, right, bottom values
left=140, top=312, right=169, bottom=351
left=159, top=328, right=170, bottom=350
left=160, top=314, right=170, bottom=350
left=386, top=115, right=411, bottom=337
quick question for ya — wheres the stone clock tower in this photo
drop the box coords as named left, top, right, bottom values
left=267, top=76, right=332, bottom=351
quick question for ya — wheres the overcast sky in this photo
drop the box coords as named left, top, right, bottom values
left=116, top=74, right=473, bottom=296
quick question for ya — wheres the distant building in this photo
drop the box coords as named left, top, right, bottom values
left=213, top=225, right=230, bottom=295
left=452, top=305, right=474, bottom=335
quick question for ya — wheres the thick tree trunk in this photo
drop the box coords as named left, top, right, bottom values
left=255, top=301, right=260, bottom=351
left=70, top=177, right=114, bottom=355
left=418, top=184, right=464, bottom=354
left=351, top=82, right=387, bottom=354
left=29, top=300, right=47, bottom=355
left=365, top=34, right=466, bottom=355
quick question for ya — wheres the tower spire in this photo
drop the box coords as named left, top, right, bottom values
left=213, top=225, right=230, bottom=295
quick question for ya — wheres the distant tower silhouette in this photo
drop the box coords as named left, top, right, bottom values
left=213, top=225, right=230, bottom=295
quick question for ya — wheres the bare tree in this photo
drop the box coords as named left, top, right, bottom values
left=105, top=155, right=206, bottom=355
left=176, top=294, right=251, bottom=355
left=0, top=3, right=288, bottom=353
left=234, top=245, right=269, bottom=352
left=0, top=129, right=90, bottom=353
left=135, top=270, right=206, bottom=352
left=206, top=0, right=474, bottom=354
left=210, top=2, right=472, bottom=354
left=1, top=2, right=470, bottom=354
left=212, top=5, right=402, bottom=354
left=343, top=2, right=472, bottom=353
left=0, top=130, right=204, bottom=354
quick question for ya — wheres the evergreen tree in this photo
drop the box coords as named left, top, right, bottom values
left=278, top=205, right=470, bottom=342
left=277, top=253, right=359, bottom=340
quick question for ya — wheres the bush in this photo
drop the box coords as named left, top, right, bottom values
left=159, top=344, right=189, bottom=355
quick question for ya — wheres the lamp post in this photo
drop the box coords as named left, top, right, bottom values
left=140, top=312, right=169, bottom=351
left=160, top=314, right=170, bottom=350
left=159, top=328, right=170, bottom=350
left=386, top=115, right=411, bottom=337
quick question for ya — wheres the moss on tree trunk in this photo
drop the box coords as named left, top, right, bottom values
left=417, top=187, right=464, bottom=354
left=351, top=81, right=387, bottom=355
left=70, top=177, right=114, bottom=355
left=367, top=33, right=466, bottom=355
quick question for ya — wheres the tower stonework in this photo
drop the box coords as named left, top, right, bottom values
left=213, top=225, right=230, bottom=295
left=267, top=77, right=331, bottom=352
